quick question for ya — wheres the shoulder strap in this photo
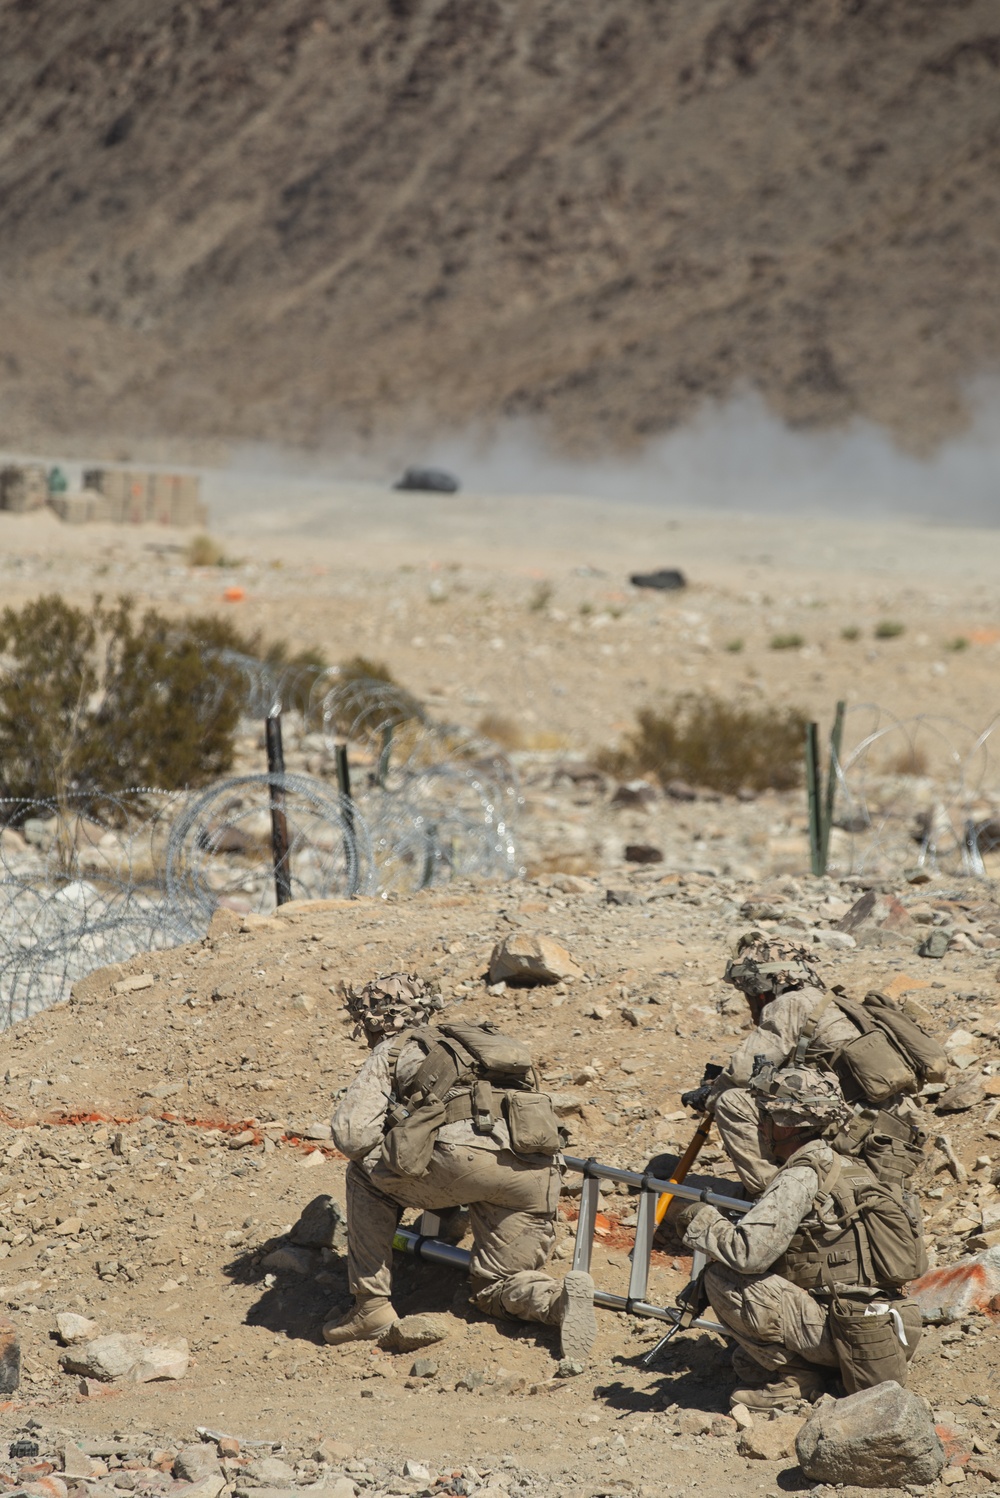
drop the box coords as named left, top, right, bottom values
left=792, top=991, right=834, bottom=1065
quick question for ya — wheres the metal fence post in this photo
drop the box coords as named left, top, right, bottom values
left=265, top=709, right=293, bottom=906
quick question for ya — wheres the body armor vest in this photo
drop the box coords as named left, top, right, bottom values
left=775, top=1150, right=926, bottom=1294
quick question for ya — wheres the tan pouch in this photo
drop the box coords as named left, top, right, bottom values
left=836, top=1028, right=917, bottom=1105
left=381, top=1098, right=447, bottom=1177
left=829, top=1294, right=913, bottom=1394
left=504, top=1092, right=561, bottom=1155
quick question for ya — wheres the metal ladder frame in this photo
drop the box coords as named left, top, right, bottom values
left=396, top=1151, right=750, bottom=1340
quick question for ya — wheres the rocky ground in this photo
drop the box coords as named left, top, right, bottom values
left=0, top=871, right=998, bottom=1498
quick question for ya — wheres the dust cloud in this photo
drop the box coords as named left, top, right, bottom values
left=415, top=379, right=1000, bottom=524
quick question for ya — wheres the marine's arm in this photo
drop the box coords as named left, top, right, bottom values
left=683, top=1159, right=820, bottom=1273
left=332, top=1043, right=395, bottom=1161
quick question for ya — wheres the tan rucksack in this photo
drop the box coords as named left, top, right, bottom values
left=381, top=1021, right=560, bottom=1176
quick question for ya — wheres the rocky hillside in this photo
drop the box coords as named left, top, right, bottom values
left=0, top=0, right=998, bottom=455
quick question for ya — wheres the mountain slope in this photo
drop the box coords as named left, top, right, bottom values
left=0, top=0, right=998, bottom=454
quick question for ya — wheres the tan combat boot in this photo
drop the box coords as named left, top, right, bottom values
left=558, top=1271, right=597, bottom=1363
left=322, top=1298, right=398, bottom=1346
left=730, top=1354, right=827, bottom=1411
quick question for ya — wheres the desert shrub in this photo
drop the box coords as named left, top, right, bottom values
left=841, top=625, right=860, bottom=641
left=528, top=583, right=553, bottom=613
left=770, top=632, right=804, bottom=650
left=186, top=533, right=225, bottom=567
left=874, top=619, right=905, bottom=639
left=323, top=655, right=423, bottom=737
left=476, top=713, right=525, bottom=750
left=724, top=638, right=744, bottom=653
left=602, top=694, right=807, bottom=794
left=885, top=744, right=929, bottom=776
left=0, top=595, right=250, bottom=806
left=945, top=636, right=969, bottom=652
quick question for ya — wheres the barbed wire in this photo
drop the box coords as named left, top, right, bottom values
left=824, top=706, right=1000, bottom=879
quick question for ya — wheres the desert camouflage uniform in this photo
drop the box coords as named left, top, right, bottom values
left=684, top=1137, right=920, bottom=1379
left=711, top=987, right=859, bottom=1194
left=333, top=1034, right=564, bottom=1325
left=712, top=993, right=924, bottom=1196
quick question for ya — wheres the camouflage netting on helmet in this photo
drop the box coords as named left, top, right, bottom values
left=345, top=971, right=444, bottom=1042
left=723, top=929, right=824, bottom=996
left=753, top=1065, right=851, bottom=1133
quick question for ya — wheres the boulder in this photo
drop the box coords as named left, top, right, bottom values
left=60, top=1333, right=145, bottom=1381
left=738, top=1417, right=802, bottom=1460
left=487, top=934, right=582, bottom=986
left=54, top=1312, right=99, bottom=1346
left=246, top=1458, right=296, bottom=1485
left=624, top=843, right=664, bottom=864
left=380, top=1313, right=450, bottom=1352
left=128, top=1340, right=189, bottom=1383
left=173, top=1447, right=222, bottom=1483
left=289, top=1194, right=348, bottom=1251
left=795, top=1384, right=945, bottom=1487
left=908, top=1243, right=1000, bottom=1321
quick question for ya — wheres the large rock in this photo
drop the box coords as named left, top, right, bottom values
left=795, top=1384, right=945, bottom=1487
left=381, top=1314, right=450, bottom=1352
left=487, top=934, right=582, bottom=986
left=54, top=1312, right=99, bottom=1346
left=173, top=1447, right=222, bottom=1483
left=127, top=1340, right=189, bottom=1383
left=738, top=1417, right=802, bottom=1460
left=836, top=891, right=914, bottom=947
left=908, top=1243, right=1000, bottom=1321
left=60, top=1333, right=145, bottom=1381
left=289, top=1194, right=348, bottom=1251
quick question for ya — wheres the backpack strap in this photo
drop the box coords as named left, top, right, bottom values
left=792, top=991, right=833, bottom=1065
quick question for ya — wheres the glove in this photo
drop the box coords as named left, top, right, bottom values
left=673, top=1200, right=711, bottom=1240
left=680, top=1083, right=712, bottom=1114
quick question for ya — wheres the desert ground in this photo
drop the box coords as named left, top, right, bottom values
left=0, top=486, right=999, bottom=1498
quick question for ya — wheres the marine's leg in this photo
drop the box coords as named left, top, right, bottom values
left=322, top=1162, right=402, bottom=1346
left=462, top=1152, right=597, bottom=1362
left=704, top=1263, right=836, bottom=1409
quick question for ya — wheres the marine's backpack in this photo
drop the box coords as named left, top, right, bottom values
left=381, top=1021, right=561, bottom=1176
left=794, top=988, right=947, bottom=1106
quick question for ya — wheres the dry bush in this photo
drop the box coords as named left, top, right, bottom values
left=875, top=619, right=905, bottom=639
left=603, top=694, right=807, bottom=795
left=770, top=632, right=804, bottom=651
left=0, top=595, right=251, bottom=806
left=884, top=743, right=929, bottom=776
left=476, top=713, right=526, bottom=750
left=186, top=533, right=225, bottom=567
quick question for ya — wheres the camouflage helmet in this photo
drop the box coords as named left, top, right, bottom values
left=752, top=1065, right=850, bottom=1133
left=345, top=972, right=444, bottom=1043
left=723, top=930, right=822, bottom=997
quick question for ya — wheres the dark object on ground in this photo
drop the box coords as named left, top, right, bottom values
left=974, top=818, right=1000, bottom=854
left=624, top=843, right=663, bottom=864
left=629, top=568, right=686, bottom=591
left=394, top=467, right=460, bottom=494
left=289, top=1194, right=348, bottom=1252
left=610, top=780, right=658, bottom=809
left=9, top=1443, right=38, bottom=1459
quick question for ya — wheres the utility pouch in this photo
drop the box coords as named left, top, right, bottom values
left=504, top=1091, right=561, bottom=1155
left=863, top=1131, right=924, bottom=1192
left=835, top=1028, right=917, bottom=1105
left=381, top=1097, right=447, bottom=1178
left=828, top=1293, right=916, bottom=1393
left=472, top=1079, right=495, bottom=1134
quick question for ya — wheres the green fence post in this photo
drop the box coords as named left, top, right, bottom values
left=806, top=722, right=823, bottom=876
left=820, top=700, right=846, bottom=873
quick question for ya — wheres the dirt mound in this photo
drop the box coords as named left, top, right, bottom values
left=0, top=874, right=999, bottom=1486
left=0, top=1, right=998, bottom=455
